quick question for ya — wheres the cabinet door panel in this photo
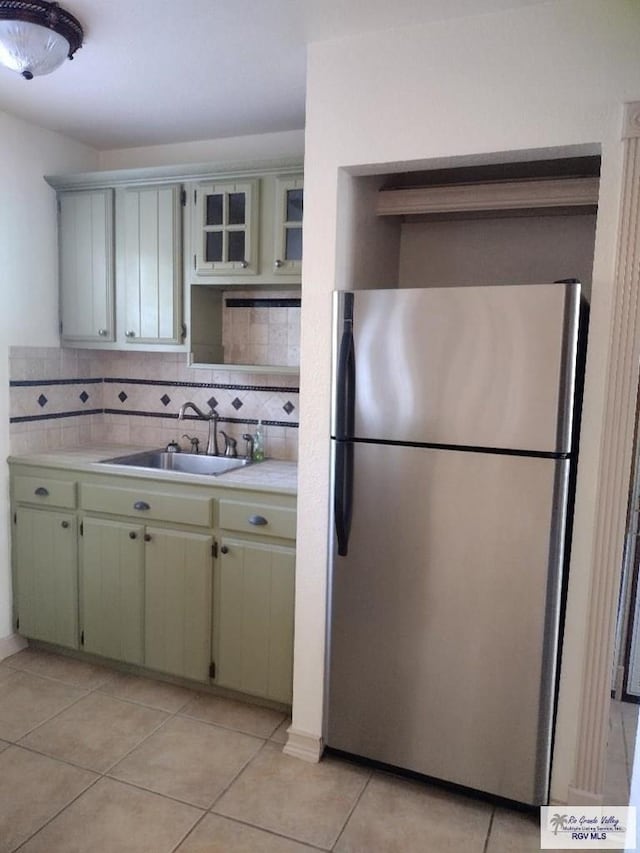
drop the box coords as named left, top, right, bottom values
left=193, top=180, right=258, bottom=276
left=15, top=508, right=78, bottom=648
left=217, top=538, right=295, bottom=703
left=81, top=518, right=144, bottom=664
left=121, top=185, right=182, bottom=344
left=144, top=528, right=212, bottom=682
left=273, top=176, right=303, bottom=275
left=59, top=189, right=114, bottom=342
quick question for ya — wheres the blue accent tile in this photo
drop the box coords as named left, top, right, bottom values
left=161, top=394, right=171, bottom=407
left=79, top=390, right=89, bottom=403
left=37, top=394, right=48, bottom=408
left=207, top=396, right=218, bottom=410
left=231, top=397, right=243, bottom=410
left=118, top=391, right=128, bottom=402
left=283, top=401, right=295, bottom=415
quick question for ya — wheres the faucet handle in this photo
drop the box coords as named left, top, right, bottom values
left=242, top=433, right=255, bottom=461
left=182, top=434, right=200, bottom=454
left=220, top=430, right=238, bottom=458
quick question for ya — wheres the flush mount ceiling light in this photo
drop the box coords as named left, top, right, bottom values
left=0, top=0, right=82, bottom=80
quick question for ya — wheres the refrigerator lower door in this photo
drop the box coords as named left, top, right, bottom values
left=327, top=442, right=569, bottom=805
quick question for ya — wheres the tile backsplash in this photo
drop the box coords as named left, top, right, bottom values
left=221, top=291, right=300, bottom=367
left=9, top=348, right=299, bottom=461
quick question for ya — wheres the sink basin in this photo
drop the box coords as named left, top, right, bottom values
left=98, top=450, right=252, bottom=476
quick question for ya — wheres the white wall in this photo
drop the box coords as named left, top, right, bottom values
left=99, top=129, right=304, bottom=170
left=296, top=0, right=640, bottom=803
left=0, top=113, right=98, bottom=645
left=398, top=214, right=597, bottom=298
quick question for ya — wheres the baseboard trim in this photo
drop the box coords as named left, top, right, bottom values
left=0, top=633, right=27, bottom=661
left=283, top=727, right=324, bottom=763
left=566, top=785, right=603, bottom=806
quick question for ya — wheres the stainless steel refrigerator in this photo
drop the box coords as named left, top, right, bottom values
left=326, top=282, right=583, bottom=806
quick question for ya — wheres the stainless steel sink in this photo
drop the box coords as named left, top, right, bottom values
left=98, top=450, right=252, bottom=476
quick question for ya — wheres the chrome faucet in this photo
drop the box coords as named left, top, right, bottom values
left=178, top=402, right=220, bottom=456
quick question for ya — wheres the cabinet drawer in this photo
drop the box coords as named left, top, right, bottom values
left=81, top=484, right=212, bottom=527
left=219, top=500, right=296, bottom=540
left=14, top=476, right=76, bottom=509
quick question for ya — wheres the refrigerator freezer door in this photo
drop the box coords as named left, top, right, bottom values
left=327, top=442, right=569, bottom=805
left=333, top=283, right=579, bottom=454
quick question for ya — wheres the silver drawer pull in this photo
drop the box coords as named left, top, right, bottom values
left=34, top=487, right=49, bottom=497
left=248, top=514, right=268, bottom=526
left=133, top=501, right=150, bottom=511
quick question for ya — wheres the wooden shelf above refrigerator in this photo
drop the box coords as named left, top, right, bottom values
left=376, top=176, right=600, bottom=218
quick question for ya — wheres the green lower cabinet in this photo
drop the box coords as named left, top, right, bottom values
left=144, top=527, right=213, bottom=682
left=15, top=507, right=78, bottom=649
left=216, top=537, right=295, bottom=704
left=81, top=517, right=144, bottom=664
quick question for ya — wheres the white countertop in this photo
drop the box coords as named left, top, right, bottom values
left=8, top=445, right=298, bottom=496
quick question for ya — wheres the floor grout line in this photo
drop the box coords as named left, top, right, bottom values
left=482, top=806, right=496, bottom=853
left=11, top=772, right=103, bottom=853
left=208, top=738, right=271, bottom=814
left=329, top=767, right=373, bottom=851
left=167, top=809, right=211, bottom=853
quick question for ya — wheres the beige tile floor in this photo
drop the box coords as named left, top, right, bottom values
left=0, top=646, right=613, bottom=852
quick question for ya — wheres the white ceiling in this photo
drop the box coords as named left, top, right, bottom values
left=0, top=0, right=551, bottom=151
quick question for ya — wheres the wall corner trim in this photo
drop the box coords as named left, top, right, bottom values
left=0, top=633, right=28, bottom=661
left=571, top=106, right=640, bottom=801
left=622, top=102, right=640, bottom=140
left=566, top=786, right=604, bottom=807
left=283, top=728, right=324, bottom=763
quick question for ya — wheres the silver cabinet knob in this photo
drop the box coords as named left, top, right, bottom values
left=241, top=260, right=249, bottom=268
left=274, top=259, right=284, bottom=268
left=125, top=330, right=136, bottom=338
left=98, top=328, right=108, bottom=337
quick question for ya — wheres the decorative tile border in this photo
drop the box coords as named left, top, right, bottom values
left=8, top=347, right=300, bottom=461
left=102, top=410, right=297, bottom=429
left=11, top=409, right=103, bottom=424
left=10, top=378, right=103, bottom=387
left=104, top=377, right=300, bottom=393
left=225, top=298, right=302, bottom=308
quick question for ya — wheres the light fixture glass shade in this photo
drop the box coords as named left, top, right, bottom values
left=0, top=19, right=69, bottom=78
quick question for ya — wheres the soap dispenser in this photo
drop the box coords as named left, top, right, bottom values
left=253, top=420, right=265, bottom=461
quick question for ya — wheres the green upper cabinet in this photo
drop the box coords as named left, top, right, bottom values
left=59, top=189, right=115, bottom=344
left=192, top=179, right=259, bottom=277
left=57, top=183, right=184, bottom=351
left=273, top=175, right=303, bottom=276
left=188, top=171, right=303, bottom=287
left=117, top=184, right=183, bottom=345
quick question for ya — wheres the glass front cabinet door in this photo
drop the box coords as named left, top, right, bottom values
left=273, top=176, right=303, bottom=275
left=192, top=179, right=259, bottom=277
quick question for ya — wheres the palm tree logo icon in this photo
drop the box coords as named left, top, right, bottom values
left=550, top=814, right=569, bottom=835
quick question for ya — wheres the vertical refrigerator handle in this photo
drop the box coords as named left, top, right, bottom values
left=335, top=317, right=355, bottom=439
left=334, top=297, right=355, bottom=555
left=335, top=440, right=354, bottom=556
